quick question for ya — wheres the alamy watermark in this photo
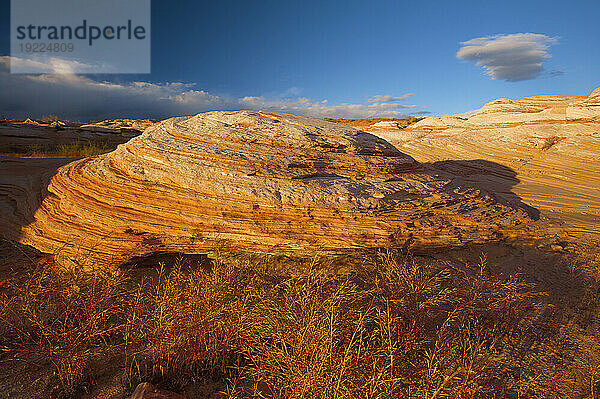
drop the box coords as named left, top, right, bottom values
left=10, top=0, right=151, bottom=73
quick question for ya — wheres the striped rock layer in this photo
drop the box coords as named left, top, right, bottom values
left=5, top=111, right=536, bottom=267
left=373, top=88, right=600, bottom=236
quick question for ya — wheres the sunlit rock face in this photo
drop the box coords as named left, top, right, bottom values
left=372, top=88, right=600, bottom=237
left=79, top=119, right=157, bottom=136
left=2, top=111, right=537, bottom=268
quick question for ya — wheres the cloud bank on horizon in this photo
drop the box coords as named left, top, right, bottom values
left=0, top=57, right=426, bottom=121
left=367, top=94, right=414, bottom=103
left=457, top=33, right=558, bottom=82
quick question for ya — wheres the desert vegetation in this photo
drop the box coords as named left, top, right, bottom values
left=1, top=241, right=599, bottom=398
left=0, top=141, right=117, bottom=157
left=39, top=114, right=63, bottom=124
left=0, top=117, right=146, bottom=157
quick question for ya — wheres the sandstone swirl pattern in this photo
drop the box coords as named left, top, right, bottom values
left=5, top=111, right=535, bottom=267
left=372, top=88, right=600, bottom=237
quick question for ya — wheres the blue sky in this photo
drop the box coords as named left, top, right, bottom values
left=1, top=0, right=599, bottom=120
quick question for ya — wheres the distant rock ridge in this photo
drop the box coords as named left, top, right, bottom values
left=370, top=120, right=400, bottom=129
left=79, top=119, right=156, bottom=136
left=0, top=111, right=537, bottom=268
left=0, top=118, right=158, bottom=155
left=410, top=87, right=600, bottom=129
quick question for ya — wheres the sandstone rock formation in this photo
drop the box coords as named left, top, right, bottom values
left=79, top=119, right=156, bottom=136
left=372, top=88, right=600, bottom=237
left=0, top=111, right=537, bottom=268
left=370, top=120, right=400, bottom=129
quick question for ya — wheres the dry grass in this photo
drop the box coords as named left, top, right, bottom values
left=0, top=248, right=599, bottom=398
left=0, top=262, right=134, bottom=397
left=0, top=141, right=116, bottom=157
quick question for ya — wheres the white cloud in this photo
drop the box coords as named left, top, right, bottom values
left=8, top=56, right=108, bottom=74
left=367, top=94, right=414, bottom=103
left=367, top=102, right=416, bottom=111
left=236, top=95, right=421, bottom=118
left=456, top=33, right=559, bottom=82
left=0, top=57, right=426, bottom=121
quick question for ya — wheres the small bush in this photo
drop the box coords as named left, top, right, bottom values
left=56, top=141, right=114, bottom=157
left=40, top=114, right=61, bottom=123
left=0, top=249, right=598, bottom=398
left=0, top=264, right=134, bottom=397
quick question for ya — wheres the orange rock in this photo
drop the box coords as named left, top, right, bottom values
left=372, top=88, right=600, bottom=238
left=1, top=111, right=539, bottom=268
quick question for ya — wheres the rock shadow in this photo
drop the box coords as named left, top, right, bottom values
left=427, top=159, right=541, bottom=220
left=0, top=156, right=80, bottom=241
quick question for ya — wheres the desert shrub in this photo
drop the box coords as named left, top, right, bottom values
left=56, top=141, right=114, bottom=157
left=0, top=263, right=134, bottom=397
left=222, top=252, right=542, bottom=398
left=40, top=114, right=61, bottom=123
left=139, top=259, right=257, bottom=382
left=1, top=141, right=116, bottom=157
left=1, top=249, right=598, bottom=398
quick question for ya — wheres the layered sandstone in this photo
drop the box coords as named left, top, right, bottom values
left=372, top=88, right=600, bottom=236
left=79, top=119, right=156, bottom=136
left=370, top=120, right=400, bottom=129
left=0, top=111, right=537, bottom=267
